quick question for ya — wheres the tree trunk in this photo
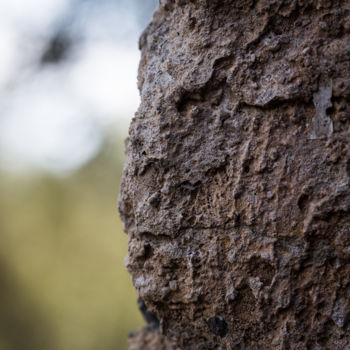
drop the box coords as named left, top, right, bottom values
left=119, top=0, right=350, bottom=348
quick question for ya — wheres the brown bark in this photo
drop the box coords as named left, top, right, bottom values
left=119, top=1, right=350, bottom=348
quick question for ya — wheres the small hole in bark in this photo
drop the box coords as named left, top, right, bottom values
left=234, top=213, right=241, bottom=226
left=144, top=244, right=153, bottom=260
left=297, top=193, right=309, bottom=211
left=206, top=316, right=228, bottom=338
left=189, top=17, right=197, bottom=30
left=326, top=106, right=334, bottom=115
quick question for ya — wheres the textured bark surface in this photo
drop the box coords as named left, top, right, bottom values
left=119, top=1, right=350, bottom=348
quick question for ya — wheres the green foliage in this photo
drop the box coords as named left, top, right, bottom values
left=0, top=134, right=143, bottom=350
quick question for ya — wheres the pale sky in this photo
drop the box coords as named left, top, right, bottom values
left=0, top=0, right=157, bottom=174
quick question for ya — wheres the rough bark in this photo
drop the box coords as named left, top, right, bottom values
left=119, top=1, right=350, bottom=348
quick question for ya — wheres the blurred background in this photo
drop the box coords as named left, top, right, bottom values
left=0, top=0, right=158, bottom=349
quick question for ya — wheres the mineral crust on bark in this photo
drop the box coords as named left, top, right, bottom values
left=119, top=0, right=350, bottom=348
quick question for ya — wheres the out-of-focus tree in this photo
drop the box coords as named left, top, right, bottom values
left=0, top=134, right=143, bottom=350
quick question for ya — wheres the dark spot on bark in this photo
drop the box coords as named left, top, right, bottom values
left=206, top=316, right=228, bottom=338
left=149, top=192, right=160, bottom=207
left=189, top=17, right=197, bottom=30
left=180, top=180, right=201, bottom=192
left=138, top=298, right=160, bottom=329
left=326, top=106, right=334, bottom=115
left=144, top=244, right=153, bottom=260
left=297, top=193, right=309, bottom=211
left=346, top=159, right=350, bottom=178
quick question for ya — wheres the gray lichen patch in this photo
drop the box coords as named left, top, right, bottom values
left=310, top=83, right=333, bottom=139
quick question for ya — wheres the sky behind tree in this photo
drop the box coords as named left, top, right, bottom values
left=0, top=0, right=158, bottom=174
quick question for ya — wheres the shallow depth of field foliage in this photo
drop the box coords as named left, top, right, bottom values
left=0, top=134, right=143, bottom=350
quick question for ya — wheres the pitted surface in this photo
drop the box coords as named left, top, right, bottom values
left=119, top=1, right=350, bottom=348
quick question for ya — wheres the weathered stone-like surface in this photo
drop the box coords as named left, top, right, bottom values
left=119, top=0, right=350, bottom=348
